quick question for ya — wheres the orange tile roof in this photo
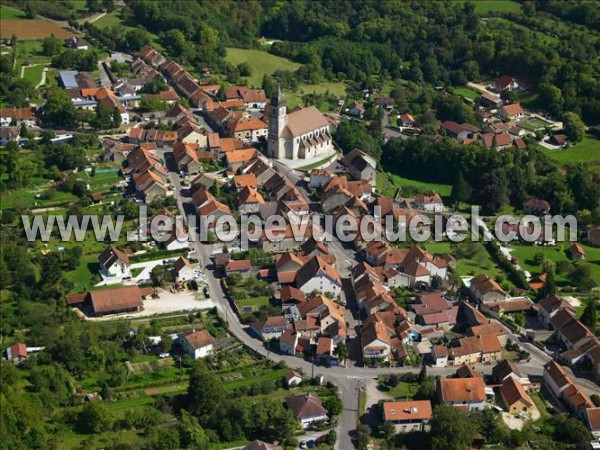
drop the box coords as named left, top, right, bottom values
left=383, top=400, right=432, bottom=422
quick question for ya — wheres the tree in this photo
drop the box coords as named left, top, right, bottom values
left=514, top=311, right=526, bottom=327
left=429, top=405, right=476, bottom=450
left=86, top=0, right=102, bottom=13
left=44, top=89, right=76, bottom=128
left=78, top=400, right=114, bottom=433
left=580, top=300, right=597, bottom=331
left=323, top=396, right=343, bottom=417
left=537, top=83, right=564, bottom=116
left=237, top=62, right=252, bottom=77
left=187, top=362, right=224, bottom=424
left=112, top=107, right=122, bottom=128
left=140, top=96, right=168, bottom=112
left=178, top=411, right=209, bottom=449
left=537, top=267, right=557, bottom=300
left=334, top=341, right=348, bottom=363
left=533, top=251, right=546, bottom=266
left=450, top=171, right=471, bottom=205
left=24, top=3, right=38, bottom=18
left=42, top=34, right=62, bottom=56
left=93, top=102, right=113, bottom=130
left=562, top=112, right=586, bottom=143
left=471, top=408, right=502, bottom=444
left=430, top=275, right=443, bottom=290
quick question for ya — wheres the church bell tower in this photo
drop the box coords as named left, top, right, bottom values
left=268, top=86, right=287, bottom=159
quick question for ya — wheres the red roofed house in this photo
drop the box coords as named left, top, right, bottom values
left=180, top=329, right=214, bottom=359
left=500, top=376, right=534, bottom=415
left=251, top=316, right=288, bottom=340
left=437, top=377, right=486, bottom=411
left=499, top=103, right=524, bottom=120
left=383, top=400, right=432, bottom=433
left=295, top=255, right=342, bottom=297
left=543, top=360, right=573, bottom=399
left=568, top=243, right=585, bottom=260
left=5, top=342, right=28, bottom=363
left=495, top=76, right=519, bottom=92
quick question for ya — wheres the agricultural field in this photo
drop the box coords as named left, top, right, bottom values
left=376, top=172, right=452, bottom=199
left=225, top=47, right=301, bottom=87
left=0, top=16, right=75, bottom=40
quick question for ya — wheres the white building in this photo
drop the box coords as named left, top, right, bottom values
left=180, top=329, right=214, bottom=359
left=295, top=255, right=342, bottom=297
left=98, top=245, right=131, bottom=279
left=267, top=88, right=333, bottom=161
left=173, top=256, right=195, bottom=282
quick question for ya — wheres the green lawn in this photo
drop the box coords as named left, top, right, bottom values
left=510, top=243, right=600, bottom=286
left=383, top=381, right=420, bottom=399
left=22, top=64, right=46, bottom=85
left=518, top=116, right=552, bottom=132
left=377, top=172, right=452, bottom=198
left=236, top=296, right=271, bottom=309
left=90, top=10, right=123, bottom=28
left=225, top=47, right=301, bottom=87
left=450, top=86, right=479, bottom=101
left=286, top=81, right=348, bottom=109
left=0, top=6, right=24, bottom=20
left=465, top=0, right=522, bottom=14
left=541, top=134, right=600, bottom=173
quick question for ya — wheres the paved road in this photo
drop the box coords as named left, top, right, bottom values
left=167, top=160, right=599, bottom=448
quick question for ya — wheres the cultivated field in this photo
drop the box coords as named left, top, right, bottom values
left=0, top=19, right=75, bottom=40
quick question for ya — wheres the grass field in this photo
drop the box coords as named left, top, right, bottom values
left=380, top=381, right=420, bottom=399
left=92, top=9, right=127, bottom=28
left=542, top=134, right=600, bottom=173
left=450, top=86, right=480, bottom=101
left=0, top=6, right=23, bottom=20
left=286, top=81, right=348, bottom=109
left=466, top=0, right=522, bottom=14
left=510, top=243, right=600, bottom=286
left=518, top=116, right=552, bottom=132
left=377, top=172, right=452, bottom=198
left=225, top=47, right=301, bottom=87
left=22, top=64, right=46, bottom=85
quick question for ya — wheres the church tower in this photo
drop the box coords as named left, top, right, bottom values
left=267, top=86, right=287, bottom=159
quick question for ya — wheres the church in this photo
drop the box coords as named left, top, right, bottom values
left=267, top=88, right=334, bottom=161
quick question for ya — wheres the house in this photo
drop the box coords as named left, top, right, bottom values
left=399, top=113, right=416, bottom=128
left=469, top=274, right=508, bottom=304
left=437, top=377, right=486, bottom=411
left=543, top=360, right=573, bottom=399
left=455, top=364, right=483, bottom=379
left=225, top=259, right=252, bottom=273
left=98, top=245, right=131, bottom=279
left=276, top=252, right=305, bottom=284
left=585, top=408, right=600, bottom=439
left=173, top=141, right=204, bottom=175
left=0, top=127, right=20, bottom=146
left=500, top=377, right=534, bottom=415
left=310, top=169, right=335, bottom=189
left=498, top=103, right=524, bottom=120
left=316, top=336, right=334, bottom=362
left=285, top=369, right=302, bottom=388
left=492, top=359, right=529, bottom=385
left=411, top=192, right=444, bottom=212
left=227, top=115, right=268, bottom=143
left=225, top=86, right=267, bottom=109
left=495, top=76, right=519, bottom=92
left=267, top=90, right=333, bottom=161
left=383, top=400, right=432, bottom=433
left=180, top=329, right=214, bottom=359
left=586, top=229, right=600, bottom=247
left=568, top=243, right=585, bottom=260
left=280, top=328, right=300, bottom=356
left=0, top=107, right=37, bottom=127
left=242, top=441, right=282, bottom=450
left=236, top=186, right=265, bottom=215
left=523, top=198, right=551, bottom=216
left=361, top=321, right=392, bottom=360
left=346, top=101, right=365, bottom=118
left=480, top=91, right=503, bottom=108
left=537, top=295, right=575, bottom=327
left=173, top=257, right=195, bottom=282
left=411, top=292, right=457, bottom=328
left=88, top=285, right=144, bottom=316
left=225, top=148, right=257, bottom=171
left=65, top=36, right=89, bottom=50
left=467, top=322, right=509, bottom=346
left=553, top=315, right=593, bottom=350
left=449, top=335, right=502, bottom=366
left=431, top=345, right=449, bottom=367
left=561, top=382, right=594, bottom=420
left=285, top=394, right=328, bottom=428
left=295, top=255, right=342, bottom=297
left=441, top=121, right=472, bottom=140
left=341, top=148, right=377, bottom=186
left=251, top=316, right=288, bottom=341
left=5, top=342, right=27, bottom=363
left=373, top=97, right=395, bottom=110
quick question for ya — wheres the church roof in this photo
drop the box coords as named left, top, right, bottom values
left=285, top=106, right=329, bottom=138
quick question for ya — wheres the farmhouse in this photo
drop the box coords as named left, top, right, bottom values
left=180, top=329, right=214, bottom=359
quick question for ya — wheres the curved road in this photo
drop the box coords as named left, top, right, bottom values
left=168, top=165, right=598, bottom=449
